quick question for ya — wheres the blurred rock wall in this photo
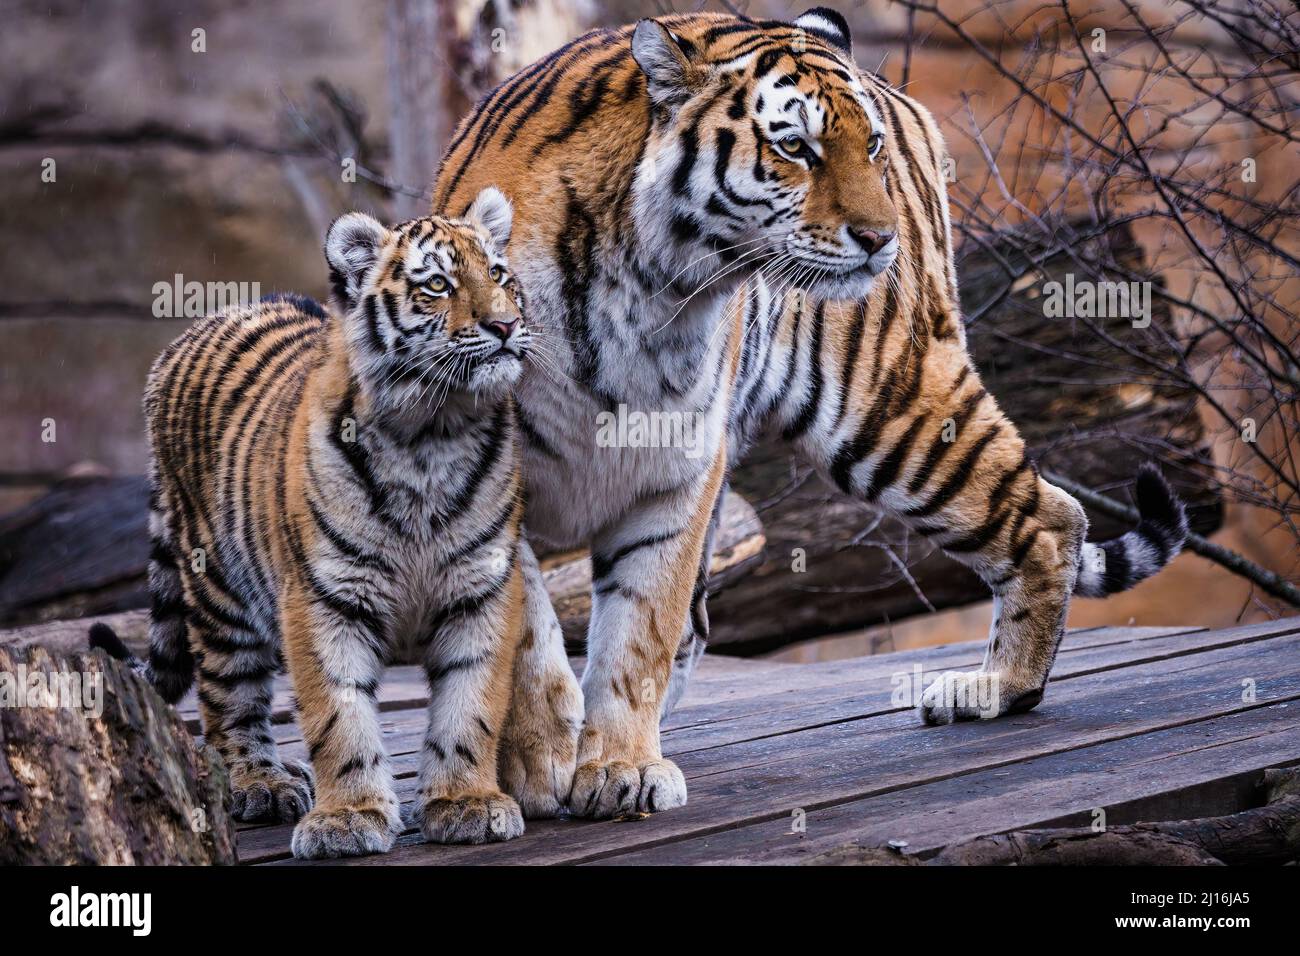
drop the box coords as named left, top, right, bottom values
left=0, top=0, right=393, bottom=507
left=0, top=0, right=609, bottom=504
left=0, top=1, right=1292, bottom=633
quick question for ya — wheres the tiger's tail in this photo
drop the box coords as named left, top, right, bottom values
left=87, top=477, right=195, bottom=703
left=88, top=613, right=194, bottom=704
left=88, top=622, right=146, bottom=671
left=1072, top=466, right=1189, bottom=598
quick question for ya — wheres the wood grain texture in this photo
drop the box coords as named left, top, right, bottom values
left=797, top=765, right=1300, bottom=866
left=219, top=616, right=1300, bottom=865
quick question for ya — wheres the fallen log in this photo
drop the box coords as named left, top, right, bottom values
left=0, top=494, right=765, bottom=661
left=0, top=643, right=236, bottom=864
left=0, top=608, right=150, bottom=659
left=0, top=474, right=150, bottom=626
left=805, top=767, right=1300, bottom=866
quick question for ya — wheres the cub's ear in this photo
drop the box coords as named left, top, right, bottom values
left=794, top=7, right=853, bottom=55
left=466, top=186, right=513, bottom=250
left=325, top=211, right=388, bottom=309
left=632, top=18, right=697, bottom=112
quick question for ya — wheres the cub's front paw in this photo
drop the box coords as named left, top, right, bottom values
left=568, top=758, right=687, bottom=819
left=415, top=792, right=525, bottom=844
left=919, top=669, right=1036, bottom=724
left=229, top=757, right=315, bottom=823
left=290, top=802, right=402, bottom=860
left=500, top=676, right=583, bottom=819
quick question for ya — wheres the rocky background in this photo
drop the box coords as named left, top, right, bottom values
left=1, top=0, right=1295, bottom=655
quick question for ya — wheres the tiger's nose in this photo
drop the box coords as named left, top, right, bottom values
left=848, top=227, right=894, bottom=257
left=482, top=317, right=519, bottom=342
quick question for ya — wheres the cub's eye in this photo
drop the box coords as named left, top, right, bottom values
left=489, top=265, right=508, bottom=285
left=777, top=134, right=808, bottom=158
left=422, top=276, right=450, bottom=296
left=868, top=132, right=884, bottom=160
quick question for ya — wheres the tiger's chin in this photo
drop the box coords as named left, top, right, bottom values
left=799, top=250, right=899, bottom=303
left=466, top=351, right=525, bottom=397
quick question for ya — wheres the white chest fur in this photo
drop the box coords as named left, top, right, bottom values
left=514, top=251, right=736, bottom=548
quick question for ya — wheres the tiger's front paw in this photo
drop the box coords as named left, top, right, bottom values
left=415, top=792, right=525, bottom=844
left=568, top=758, right=687, bottom=819
left=229, top=757, right=315, bottom=823
left=500, top=674, right=583, bottom=818
left=290, top=801, right=402, bottom=859
left=919, top=669, right=1039, bottom=724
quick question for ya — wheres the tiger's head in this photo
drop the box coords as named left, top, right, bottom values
left=632, top=8, right=897, bottom=301
left=325, top=187, right=528, bottom=409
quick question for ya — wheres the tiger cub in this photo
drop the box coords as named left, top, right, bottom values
left=91, top=189, right=532, bottom=858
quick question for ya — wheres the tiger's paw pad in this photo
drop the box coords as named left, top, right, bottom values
left=919, top=670, right=1007, bottom=725
left=568, top=758, right=687, bottom=819
left=290, top=804, right=401, bottom=860
left=229, top=758, right=316, bottom=823
left=416, top=792, right=525, bottom=844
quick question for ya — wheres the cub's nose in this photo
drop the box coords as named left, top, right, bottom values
left=482, top=317, right=520, bottom=342
left=848, top=227, right=894, bottom=257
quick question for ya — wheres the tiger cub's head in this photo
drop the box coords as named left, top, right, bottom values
left=632, top=8, right=898, bottom=301
left=325, top=187, right=527, bottom=407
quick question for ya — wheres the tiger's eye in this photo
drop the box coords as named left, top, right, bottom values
left=868, top=132, right=884, bottom=157
left=489, top=265, right=504, bottom=283
left=779, top=135, right=806, bottom=155
left=426, top=276, right=449, bottom=294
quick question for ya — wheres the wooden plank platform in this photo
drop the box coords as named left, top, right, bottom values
left=213, top=617, right=1300, bottom=865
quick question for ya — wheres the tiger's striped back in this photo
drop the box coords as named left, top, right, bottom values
left=144, top=294, right=328, bottom=663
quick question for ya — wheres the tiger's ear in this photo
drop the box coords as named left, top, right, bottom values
left=325, top=211, right=388, bottom=310
left=466, top=186, right=513, bottom=250
left=794, top=7, right=853, bottom=55
left=632, top=19, right=697, bottom=113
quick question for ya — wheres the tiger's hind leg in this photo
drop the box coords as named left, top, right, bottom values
left=498, top=540, right=583, bottom=818
left=157, top=464, right=313, bottom=822
left=185, top=576, right=314, bottom=824
left=912, top=472, right=1087, bottom=723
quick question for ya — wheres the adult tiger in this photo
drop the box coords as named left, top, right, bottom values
left=435, top=8, right=1187, bottom=820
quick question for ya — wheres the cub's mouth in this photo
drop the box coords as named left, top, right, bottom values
left=464, top=341, right=527, bottom=394
left=480, top=344, right=525, bottom=363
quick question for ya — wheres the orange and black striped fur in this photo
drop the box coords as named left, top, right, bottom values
left=431, top=8, right=1188, bottom=820
left=92, top=190, right=537, bottom=858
